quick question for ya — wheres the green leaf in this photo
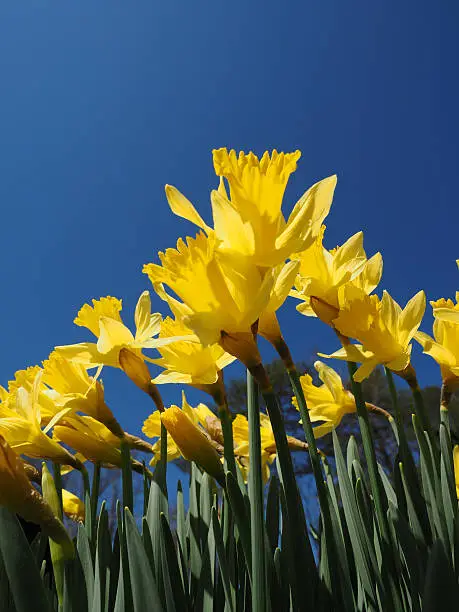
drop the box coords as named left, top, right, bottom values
left=265, top=475, right=280, bottom=555
left=332, top=430, right=380, bottom=606
left=212, top=508, right=235, bottom=612
left=247, top=371, right=267, bottom=612
left=188, top=463, right=203, bottom=599
left=77, top=523, right=94, bottom=608
left=0, top=508, right=52, bottom=612
left=146, top=455, right=168, bottom=586
left=160, top=513, right=189, bottom=612
left=422, top=540, right=459, bottom=611
left=124, top=508, right=163, bottom=612
left=225, top=471, right=251, bottom=582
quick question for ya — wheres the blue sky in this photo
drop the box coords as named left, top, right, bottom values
left=0, top=0, right=458, bottom=454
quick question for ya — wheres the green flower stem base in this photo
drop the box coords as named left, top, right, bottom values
left=247, top=371, right=267, bottom=612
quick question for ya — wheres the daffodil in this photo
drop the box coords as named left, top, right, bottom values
left=62, top=489, right=85, bottom=523
left=143, top=232, right=287, bottom=365
left=55, top=292, right=162, bottom=368
left=320, top=286, right=425, bottom=381
left=0, top=373, right=80, bottom=468
left=166, top=148, right=337, bottom=268
left=232, top=412, right=307, bottom=482
left=415, top=293, right=459, bottom=389
left=147, top=314, right=236, bottom=386
left=0, top=435, right=72, bottom=551
left=142, top=410, right=181, bottom=466
left=143, top=393, right=223, bottom=467
left=161, top=405, right=225, bottom=485
left=42, top=351, right=123, bottom=436
left=53, top=415, right=122, bottom=467
left=53, top=415, right=147, bottom=471
left=290, top=227, right=383, bottom=324
left=292, top=362, right=357, bottom=438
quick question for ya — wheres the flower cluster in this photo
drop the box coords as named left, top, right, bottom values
left=1, top=146, right=458, bottom=545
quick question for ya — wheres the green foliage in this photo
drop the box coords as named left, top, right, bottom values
left=1, top=362, right=459, bottom=610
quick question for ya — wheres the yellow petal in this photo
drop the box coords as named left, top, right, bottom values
left=134, top=291, right=162, bottom=345
left=399, top=290, right=426, bottom=344
left=74, top=297, right=123, bottom=337
left=97, top=317, right=135, bottom=355
left=165, top=184, right=211, bottom=233
left=276, top=175, right=337, bottom=255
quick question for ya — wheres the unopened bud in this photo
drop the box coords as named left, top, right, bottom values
left=161, top=406, right=225, bottom=486
left=310, top=296, right=339, bottom=326
left=119, top=348, right=164, bottom=411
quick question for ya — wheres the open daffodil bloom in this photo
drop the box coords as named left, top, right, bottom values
left=293, top=361, right=356, bottom=438
left=143, top=232, right=296, bottom=366
left=55, top=292, right=162, bottom=368
left=415, top=293, right=459, bottom=390
left=290, top=227, right=383, bottom=324
left=320, top=286, right=425, bottom=381
left=165, top=148, right=337, bottom=268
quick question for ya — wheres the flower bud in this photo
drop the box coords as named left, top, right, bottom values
left=161, top=406, right=225, bottom=486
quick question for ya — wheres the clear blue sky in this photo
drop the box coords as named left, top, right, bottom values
left=0, top=0, right=458, bottom=448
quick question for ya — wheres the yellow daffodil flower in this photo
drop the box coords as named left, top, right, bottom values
left=42, top=351, right=123, bottom=436
left=144, top=393, right=225, bottom=483
left=0, top=435, right=72, bottom=551
left=143, top=232, right=296, bottom=366
left=320, top=286, right=425, bottom=381
left=166, top=148, right=337, bottom=268
left=148, top=314, right=236, bottom=386
left=55, top=292, right=162, bottom=368
left=53, top=415, right=123, bottom=467
left=53, top=415, right=147, bottom=471
left=293, top=361, right=357, bottom=438
left=0, top=365, right=62, bottom=426
left=232, top=412, right=307, bottom=482
left=0, top=373, right=80, bottom=468
left=232, top=413, right=276, bottom=482
left=62, top=489, right=85, bottom=523
left=142, top=410, right=181, bottom=466
left=415, top=293, right=459, bottom=389
left=143, top=393, right=223, bottom=466
left=161, top=406, right=225, bottom=484
left=290, top=227, right=383, bottom=324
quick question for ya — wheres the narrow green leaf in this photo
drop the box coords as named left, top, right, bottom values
left=146, top=453, right=168, bottom=585
left=77, top=523, right=94, bottom=608
left=332, top=430, right=380, bottom=606
left=225, top=471, right=251, bottom=582
left=422, top=540, right=459, bottom=611
left=160, top=513, right=189, bottom=612
left=124, top=508, right=163, bottom=612
left=265, top=475, right=280, bottom=554
left=120, top=439, right=134, bottom=512
left=0, top=508, right=52, bottom=612
left=212, top=508, right=235, bottom=612
left=247, top=371, right=267, bottom=612
left=188, top=462, right=203, bottom=598
left=41, top=463, right=72, bottom=607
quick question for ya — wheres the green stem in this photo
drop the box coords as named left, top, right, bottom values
left=409, top=381, right=432, bottom=439
left=120, top=438, right=134, bottom=512
left=160, top=422, right=168, bottom=474
left=288, top=366, right=350, bottom=608
left=347, top=362, right=389, bottom=542
left=440, top=384, right=452, bottom=435
left=256, top=376, right=316, bottom=610
left=219, top=405, right=238, bottom=480
left=247, top=371, right=266, bottom=612
left=52, top=463, right=63, bottom=516
left=90, top=462, right=101, bottom=529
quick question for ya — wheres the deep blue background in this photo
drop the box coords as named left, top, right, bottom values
left=0, top=1, right=458, bottom=471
